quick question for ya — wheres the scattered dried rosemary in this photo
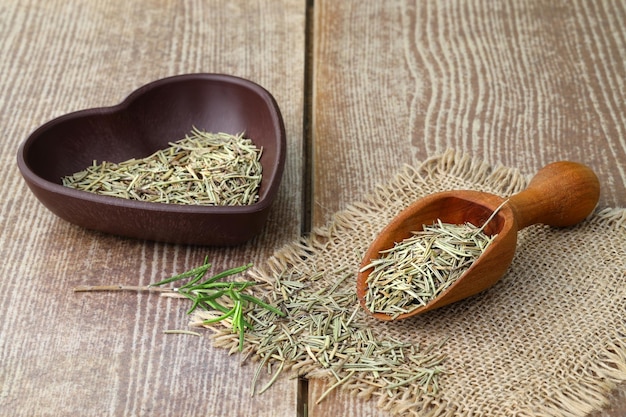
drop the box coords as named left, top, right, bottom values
left=194, top=267, right=447, bottom=402
left=62, top=128, right=263, bottom=206
left=76, top=262, right=447, bottom=402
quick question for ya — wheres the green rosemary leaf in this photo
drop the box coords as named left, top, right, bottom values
left=202, top=307, right=236, bottom=324
left=188, top=289, right=228, bottom=303
left=202, top=263, right=253, bottom=284
left=198, top=295, right=230, bottom=314
left=186, top=280, right=256, bottom=292
left=240, top=316, right=254, bottom=330
left=149, top=262, right=212, bottom=287
left=185, top=289, right=226, bottom=315
left=238, top=293, right=286, bottom=317
left=238, top=320, right=245, bottom=350
left=232, top=301, right=246, bottom=351
left=181, top=292, right=202, bottom=314
left=232, top=300, right=243, bottom=330
left=179, top=256, right=211, bottom=289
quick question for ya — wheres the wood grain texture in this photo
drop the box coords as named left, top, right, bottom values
left=312, top=0, right=626, bottom=228
left=0, top=1, right=304, bottom=416
left=311, top=0, right=626, bottom=416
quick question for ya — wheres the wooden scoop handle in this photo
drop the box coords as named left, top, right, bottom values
left=508, top=161, right=600, bottom=229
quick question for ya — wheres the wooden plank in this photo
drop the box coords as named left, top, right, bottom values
left=311, top=0, right=626, bottom=228
left=0, top=1, right=305, bottom=416
left=310, top=0, right=626, bottom=416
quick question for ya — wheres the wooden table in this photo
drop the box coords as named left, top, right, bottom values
left=1, top=1, right=624, bottom=416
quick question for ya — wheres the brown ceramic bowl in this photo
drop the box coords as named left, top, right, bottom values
left=17, top=73, right=286, bottom=246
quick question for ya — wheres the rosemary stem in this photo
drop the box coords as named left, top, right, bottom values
left=73, top=285, right=174, bottom=293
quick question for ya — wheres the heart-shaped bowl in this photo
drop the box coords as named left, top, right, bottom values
left=17, top=73, right=286, bottom=246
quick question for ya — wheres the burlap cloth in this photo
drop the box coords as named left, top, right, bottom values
left=206, top=151, right=626, bottom=416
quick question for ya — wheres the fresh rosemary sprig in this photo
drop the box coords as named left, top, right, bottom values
left=149, top=257, right=285, bottom=351
left=74, top=257, right=285, bottom=352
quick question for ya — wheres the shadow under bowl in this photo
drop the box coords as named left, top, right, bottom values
left=17, top=73, right=286, bottom=246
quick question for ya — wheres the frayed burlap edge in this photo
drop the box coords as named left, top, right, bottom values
left=203, top=150, right=626, bottom=417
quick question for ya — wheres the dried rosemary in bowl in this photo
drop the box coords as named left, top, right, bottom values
left=62, top=128, right=263, bottom=206
left=361, top=220, right=496, bottom=319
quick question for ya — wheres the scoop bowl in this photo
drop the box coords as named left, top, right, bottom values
left=357, top=161, right=600, bottom=321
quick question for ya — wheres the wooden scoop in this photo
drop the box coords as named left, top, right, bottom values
left=356, top=161, right=600, bottom=321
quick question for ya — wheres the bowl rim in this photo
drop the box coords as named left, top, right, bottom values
left=16, top=73, right=286, bottom=215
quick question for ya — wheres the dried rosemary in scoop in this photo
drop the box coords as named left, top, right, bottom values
left=62, top=128, right=263, bottom=206
left=361, top=220, right=496, bottom=319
